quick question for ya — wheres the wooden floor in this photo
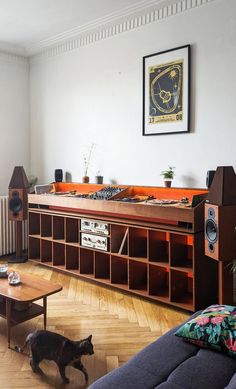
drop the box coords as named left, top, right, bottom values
left=0, top=260, right=188, bottom=388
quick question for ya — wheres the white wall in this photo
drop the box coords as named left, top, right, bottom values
left=30, top=0, right=236, bottom=188
left=0, top=54, right=29, bottom=195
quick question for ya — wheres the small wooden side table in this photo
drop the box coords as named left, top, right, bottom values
left=0, top=271, right=62, bottom=348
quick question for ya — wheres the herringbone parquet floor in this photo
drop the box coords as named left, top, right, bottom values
left=0, top=261, right=188, bottom=388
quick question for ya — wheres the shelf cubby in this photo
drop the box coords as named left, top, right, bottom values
left=41, top=214, right=52, bottom=237
left=129, top=260, right=147, bottom=291
left=170, top=269, right=193, bottom=308
left=41, top=239, right=52, bottom=263
left=66, top=218, right=79, bottom=243
left=149, top=265, right=169, bottom=299
left=80, top=248, right=94, bottom=274
left=111, top=225, right=128, bottom=255
left=66, top=246, right=79, bottom=270
left=129, top=227, right=147, bottom=258
left=53, top=216, right=65, bottom=240
left=149, top=230, right=169, bottom=264
left=28, top=237, right=40, bottom=260
left=53, top=242, right=65, bottom=266
left=95, top=252, right=110, bottom=279
left=29, top=213, right=40, bottom=235
left=170, top=234, right=193, bottom=270
left=111, top=256, right=128, bottom=284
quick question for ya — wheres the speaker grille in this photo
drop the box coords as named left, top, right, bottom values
left=208, top=207, right=215, bottom=219
left=9, top=191, right=23, bottom=215
left=205, top=219, right=217, bottom=243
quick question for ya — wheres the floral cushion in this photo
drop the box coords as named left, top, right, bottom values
left=175, top=304, right=236, bottom=357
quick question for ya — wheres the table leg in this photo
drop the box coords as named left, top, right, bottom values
left=6, top=299, right=12, bottom=348
left=43, top=297, right=47, bottom=330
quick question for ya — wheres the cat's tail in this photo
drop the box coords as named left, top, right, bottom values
left=15, top=332, right=34, bottom=353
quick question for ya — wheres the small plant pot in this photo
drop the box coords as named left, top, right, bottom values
left=82, top=175, right=89, bottom=183
left=164, top=180, right=172, bottom=188
left=95, top=175, right=103, bottom=184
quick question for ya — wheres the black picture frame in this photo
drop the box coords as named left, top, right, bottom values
left=142, top=44, right=190, bottom=136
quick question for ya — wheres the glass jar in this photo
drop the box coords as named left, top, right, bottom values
left=8, top=271, right=21, bottom=285
left=0, top=264, right=8, bottom=278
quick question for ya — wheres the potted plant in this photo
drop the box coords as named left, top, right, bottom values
left=82, top=143, right=95, bottom=183
left=161, top=166, right=175, bottom=188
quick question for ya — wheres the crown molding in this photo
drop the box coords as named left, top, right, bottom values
left=27, top=0, right=162, bottom=54
left=0, top=41, right=28, bottom=65
left=0, top=50, right=28, bottom=66
left=0, top=41, right=27, bottom=56
left=30, top=0, right=216, bottom=62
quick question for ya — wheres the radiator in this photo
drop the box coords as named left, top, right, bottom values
left=0, top=196, right=28, bottom=256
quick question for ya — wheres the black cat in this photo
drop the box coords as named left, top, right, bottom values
left=15, top=330, right=94, bottom=384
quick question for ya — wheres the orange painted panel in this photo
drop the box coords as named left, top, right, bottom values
left=53, top=182, right=207, bottom=203
left=187, top=236, right=193, bottom=245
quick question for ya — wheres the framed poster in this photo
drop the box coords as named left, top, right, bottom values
left=143, top=45, right=190, bottom=136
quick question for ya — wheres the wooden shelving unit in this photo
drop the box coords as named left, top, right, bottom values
left=29, top=186, right=220, bottom=311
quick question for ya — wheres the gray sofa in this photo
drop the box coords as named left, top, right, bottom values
left=89, top=312, right=236, bottom=389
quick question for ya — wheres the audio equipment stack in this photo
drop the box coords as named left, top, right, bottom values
left=8, top=166, right=29, bottom=263
left=204, top=166, right=236, bottom=304
left=80, top=218, right=109, bottom=251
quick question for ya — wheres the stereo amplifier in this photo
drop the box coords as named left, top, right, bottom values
left=81, top=219, right=109, bottom=235
left=81, top=233, right=108, bottom=251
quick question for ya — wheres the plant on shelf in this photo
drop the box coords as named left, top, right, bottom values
left=160, top=166, right=175, bottom=188
left=82, top=143, right=95, bottom=183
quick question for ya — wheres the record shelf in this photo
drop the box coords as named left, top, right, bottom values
left=28, top=183, right=218, bottom=311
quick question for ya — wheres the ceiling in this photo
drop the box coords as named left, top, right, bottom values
left=0, top=0, right=163, bottom=56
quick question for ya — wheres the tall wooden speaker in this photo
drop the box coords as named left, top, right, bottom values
left=8, top=166, right=29, bottom=263
left=205, top=166, right=236, bottom=304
